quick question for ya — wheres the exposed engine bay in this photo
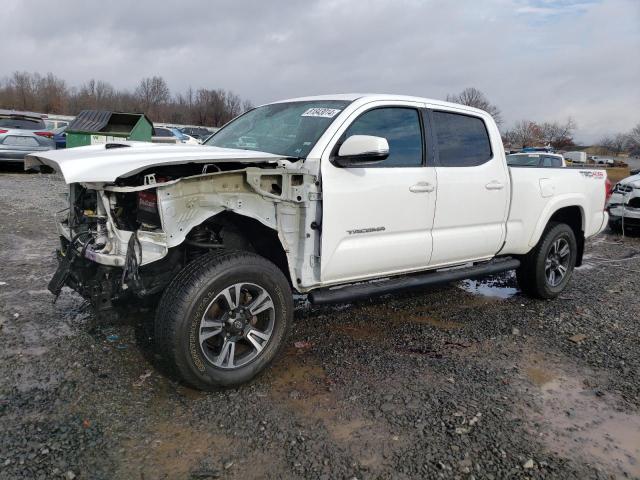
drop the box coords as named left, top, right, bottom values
left=48, top=160, right=321, bottom=317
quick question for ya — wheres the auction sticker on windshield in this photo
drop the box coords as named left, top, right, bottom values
left=301, top=108, right=341, bottom=118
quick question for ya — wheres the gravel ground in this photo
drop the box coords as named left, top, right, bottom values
left=1, top=170, right=639, bottom=480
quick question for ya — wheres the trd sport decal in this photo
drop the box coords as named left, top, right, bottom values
left=579, top=170, right=605, bottom=179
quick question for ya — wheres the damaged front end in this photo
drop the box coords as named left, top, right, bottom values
left=45, top=158, right=321, bottom=319
left=607, top=178, right=640, bottom=230
left=48, top=180, right=181, bottom=317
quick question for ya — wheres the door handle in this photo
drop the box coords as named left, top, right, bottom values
left=409, top=182, right=435, bottom=193
left=485, top=180, right=504, bottom=190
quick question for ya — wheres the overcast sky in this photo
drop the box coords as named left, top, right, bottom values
left=3, top=0, right=639, bottom=143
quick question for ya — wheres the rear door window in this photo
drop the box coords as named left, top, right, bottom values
left=432, top=111, right=492, bottom=167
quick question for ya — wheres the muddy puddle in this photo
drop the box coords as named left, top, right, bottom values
left=117, top=420, right=233, bottom=479
left=267, top=349, right=403, bottom=472
left=522, top=359, right=640, bottom=478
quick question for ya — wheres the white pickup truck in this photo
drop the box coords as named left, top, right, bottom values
left=27, top=94, right=609, bottom=389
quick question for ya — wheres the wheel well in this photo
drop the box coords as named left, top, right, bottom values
left=187, top=211, right=292, bottom=285
left=548, top=206, right=584, bottom=266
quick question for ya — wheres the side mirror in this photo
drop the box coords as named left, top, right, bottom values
left=334, top=135, right=389, bottom=167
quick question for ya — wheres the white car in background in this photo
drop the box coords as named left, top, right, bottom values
left=607, top=173, right=640, bottom=232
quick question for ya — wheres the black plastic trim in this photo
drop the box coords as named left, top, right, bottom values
left=308, top=258, right=521, bottom=305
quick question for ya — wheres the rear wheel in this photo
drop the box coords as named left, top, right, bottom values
left=516, top=222, right=577, bottom=299
left=155, top=251, right=293, bottom=390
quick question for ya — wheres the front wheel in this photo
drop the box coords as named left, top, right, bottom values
left=154, top=251, right=293, bottom=390
left=516, top=222, right=577, bottom=299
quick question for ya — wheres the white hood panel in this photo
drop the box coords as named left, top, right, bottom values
left=25, top=141, right=285, bottom=184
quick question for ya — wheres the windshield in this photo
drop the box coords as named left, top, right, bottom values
left=205, top=100, right=351, bottom=158
left=507, top=154, right=540, bottom=166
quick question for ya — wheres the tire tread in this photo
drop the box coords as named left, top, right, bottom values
left=154, top=250, right=291, bottom=389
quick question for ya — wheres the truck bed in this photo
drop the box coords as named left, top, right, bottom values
left=501, top=165, right=608, bottom=255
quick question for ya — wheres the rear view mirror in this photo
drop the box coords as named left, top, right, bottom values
left=334, top=135, right=389, bottom=167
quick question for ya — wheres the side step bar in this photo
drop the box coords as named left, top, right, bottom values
left=308, top=258, right=521, bottom=305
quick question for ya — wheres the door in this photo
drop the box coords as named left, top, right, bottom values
left=428, top=109, right=510, bottom=266
left=320, top=104, right=437, bottom=284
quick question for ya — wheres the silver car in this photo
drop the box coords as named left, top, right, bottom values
left=0, top=110, right=55, bottom=163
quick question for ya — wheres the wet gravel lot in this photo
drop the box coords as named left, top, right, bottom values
left=1, top=170, right=639, bottom=480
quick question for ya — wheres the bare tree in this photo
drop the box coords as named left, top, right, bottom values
left=10, top=71, right=37, bottom=111
left=539, top=118, right=576, bottom=149
left=242, top=99, right=254, bottom=113
left=610, top=133, right=628, bottom=156
left=503, top=120, right=540, bottom=147
left=503, top=117, right=576, bottom=150
left=0, top=70, right=251, bottom=127
left=627, top=123, right=640, bottom=156
left=135, top=76, right=170, bottom=119
left=35, top=73, right=67, bottom=113
left=446, top=87, right=503, bottom=125
left=598, top=136, right=614, bottom=155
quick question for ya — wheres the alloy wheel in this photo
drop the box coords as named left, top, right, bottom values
left=198, top=282, right=275, bottom=369
left=545, top=237, right=571, bottom=287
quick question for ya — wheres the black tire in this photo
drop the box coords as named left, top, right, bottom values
left=608, top=219, right=623, bottom=234
left=516, top=222, right=577, bottom=299
left=155, top=250, right=293, bottom=390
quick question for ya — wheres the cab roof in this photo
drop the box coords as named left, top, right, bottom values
left=268, top=93, right=488, bottom=116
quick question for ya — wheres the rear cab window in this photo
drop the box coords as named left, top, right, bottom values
left=507, top=154, right=540, bottom=167
left=431, top=111, right=492, bottom=167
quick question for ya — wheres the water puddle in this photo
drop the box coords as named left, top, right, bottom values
left=525, top=366, right=556, bottom=386
left=458, top=272, right=519, bottom=299
left=529, top=372, right=640, bottom=477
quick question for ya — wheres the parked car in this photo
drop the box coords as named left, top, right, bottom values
left=27, top=94, right=609, bottom=390
left=0, top=109, right=55, bottom=163
left=607, top=173, right=640, bottom=232
left=178, top=126, right=215, bottom=142
left=152, top=126, right=200, bottom=145
left=152, top=126, right=180, bottom=144
left=507, top=152, right=566, bottom=168
left=53, top=126, right=67, bottom=149
left=172, top=128, right=200, bottom=145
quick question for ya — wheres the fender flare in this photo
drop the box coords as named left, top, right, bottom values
left=528, top=194, right=586, bottom=248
